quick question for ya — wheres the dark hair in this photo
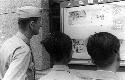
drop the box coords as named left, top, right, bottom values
left=18, top=17, right=39, bottom=31
left=87, top=32, right=120, bottom=68
left=41, top=32, right=72, bottom=63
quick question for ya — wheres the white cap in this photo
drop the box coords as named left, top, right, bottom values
left=16, top=6, right=42, bottom=18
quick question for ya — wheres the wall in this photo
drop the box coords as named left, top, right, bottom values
left=0, top=0, right=50, bottom=70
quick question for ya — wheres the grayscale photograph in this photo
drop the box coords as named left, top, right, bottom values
left=0, top=0, right=125, bottom=80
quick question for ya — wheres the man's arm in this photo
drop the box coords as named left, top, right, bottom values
left=2, top=46, right=31, bottom=80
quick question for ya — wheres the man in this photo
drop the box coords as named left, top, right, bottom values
left=39, top=32, right=82, bottom=80
left=0, top=6, right=42, bottom=80
left=85, top=32, right=120, bottom=80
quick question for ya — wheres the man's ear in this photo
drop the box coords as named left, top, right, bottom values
left=29, top=21, right=35, bottom=30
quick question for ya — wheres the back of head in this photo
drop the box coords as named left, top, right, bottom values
left=87, top=32, right=120, bottom=68
left=42, top=32, right=72, bottom=64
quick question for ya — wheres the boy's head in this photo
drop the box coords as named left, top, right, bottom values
left=42, top=32, right=72, bottom=64
left=87, top=32, right=120, bottom=69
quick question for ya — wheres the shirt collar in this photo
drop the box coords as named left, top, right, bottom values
left=16, top=31, right=30, bottom=45
left=97, top=70, right=115, bottom=74
left=52, top=65, right=70, bottom=72
left=96, top=70, right=118, bottom=79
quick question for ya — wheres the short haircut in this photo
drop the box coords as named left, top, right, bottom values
left=41, top=32, right=72, bottom=63
left=87, top=32, right=120, bottom=68
left=18, top=17, right=39, bottom=31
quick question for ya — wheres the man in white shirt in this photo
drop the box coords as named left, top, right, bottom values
left=39, top=32, right=82, bottom=80
left=0, top=6, right=42, bottom=80
left=81, top=32, right=121, bottom=80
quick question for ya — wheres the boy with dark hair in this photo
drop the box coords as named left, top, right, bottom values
left=39, top=32, right=81, bottom=80
left=86, top=32, right=120, bottom=80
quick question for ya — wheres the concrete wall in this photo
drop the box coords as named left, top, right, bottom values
left=0, top=0, right=50, bottom=70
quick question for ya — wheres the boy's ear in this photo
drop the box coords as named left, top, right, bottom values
left=117, top=52, right=120, bottom=61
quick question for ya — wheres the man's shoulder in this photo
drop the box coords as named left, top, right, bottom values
left=0, top=35, right=30, bottom=53
left=2, top=36, right=21, bottom=47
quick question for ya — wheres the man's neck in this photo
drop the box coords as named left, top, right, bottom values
left=54, top=61, right=69, bottom=66
left=54, top=63, right=67, bottom=65
left=20, top=30, right=33, bottom=40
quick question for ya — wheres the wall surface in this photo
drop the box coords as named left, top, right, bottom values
left=0, top=0, right=50, bottom=70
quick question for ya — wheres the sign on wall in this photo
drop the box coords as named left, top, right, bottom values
left=61, top=1, right=125, bottom=61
